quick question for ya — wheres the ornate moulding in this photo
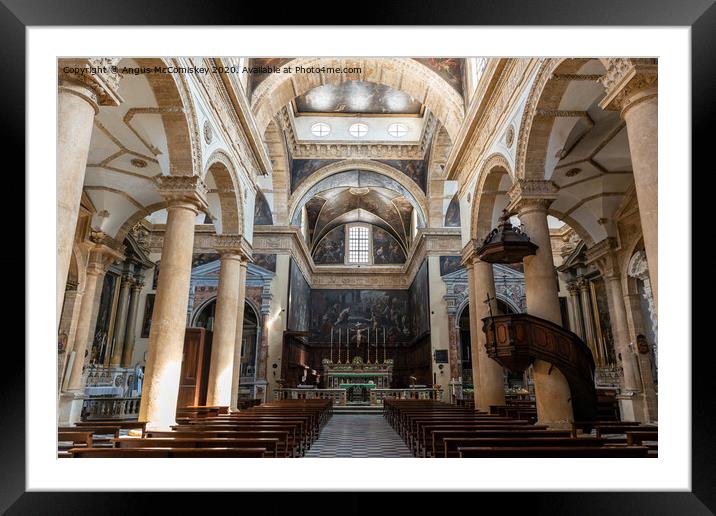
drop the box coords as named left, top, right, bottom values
left=143, top=225, right=462, bottom=290
left=186, top=57, right=269, bottom=182
left=278, top=106, right=440, bottom=160
left=58, top=57, right=124, bottom=110
left=599, top=58, right=658, bottom=115
left=251, top=57, right=465, bottom=142
left=447, top=58, right=537, bottom=194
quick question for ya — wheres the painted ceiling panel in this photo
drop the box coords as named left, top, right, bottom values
left=295, top=80, right=423, bottom=115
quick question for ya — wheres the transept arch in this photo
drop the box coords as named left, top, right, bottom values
left=251, top=58, right=464, bottom=142
left=288, top=159, right=429, bottom=227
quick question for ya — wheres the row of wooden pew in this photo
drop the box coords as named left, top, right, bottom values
left=383, top=399, right=658, bottom=458
left=58, top=400, right=332, bottom=458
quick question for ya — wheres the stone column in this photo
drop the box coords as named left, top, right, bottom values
left=121, top=278, right=144, bottom=367
left=66, top=238, right=123, bottom=392
left=509, top=182, right=573, bottom=427
left=57, top=59, right=122, bottom=328
left=469, top=255, right=506, bottom=411
left=588, top=238, right=649, bottom=422
left=206, top=236, right=245, bottom=407
left=464, top=260, right=482, bottom=408
left=59, top=237, right=123, bottom=425
left=600, top=59, right=658, bottom=310
left=577, top=277, right=601, bottom=365
left=139, top=176, right=208, bottom=430
left=566, top=280, right=584, bottom=339
left=230, top=260, right=250, bottom=412
left=109, top=272, right=133, bottom=366
left=58, top=284, right=84, bottom=391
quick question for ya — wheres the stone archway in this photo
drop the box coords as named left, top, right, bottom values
left=288, top=159, right=429, bottom=227
left=251, top=58, right=465, bottom=142
left=203, top=149, right=244, bottom=236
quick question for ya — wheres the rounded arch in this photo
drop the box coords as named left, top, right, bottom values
left=288, top=160, right=429, bottom=227
left=243, top=298, right=261, bottom=327
left=191, top=295, right=217, bottom=327
left=134, top=58, right=201, bottom=176
left=495, top=294, right=521, bottom=314
left=203, top=149, right=244, bottom=235
left=114, top=202, right=166, bottom=243
left=470, top=153, right=513, bottom=241
left=515, top=58, right=607, bottom=180
left=251, top=57, right=464, bottom=142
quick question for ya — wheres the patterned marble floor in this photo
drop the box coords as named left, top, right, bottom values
left=304, top=414, right=413, bottom=458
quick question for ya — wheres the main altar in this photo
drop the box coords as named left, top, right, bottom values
left=322, top=356, right=393, bottom=404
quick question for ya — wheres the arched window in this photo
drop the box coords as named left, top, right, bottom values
left=346, top=224, right=371, bottom=264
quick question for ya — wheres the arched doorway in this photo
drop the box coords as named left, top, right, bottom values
left=458, top=298, right=522, bottom=393
left=192, top=299, right=260, bottom=402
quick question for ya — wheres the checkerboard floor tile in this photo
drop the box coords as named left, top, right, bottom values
left=304, top=414, right=412, bottom=458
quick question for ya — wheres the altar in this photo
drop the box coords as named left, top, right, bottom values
left=322, top=356, right=394, bottom=390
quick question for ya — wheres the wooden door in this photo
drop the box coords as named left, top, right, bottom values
left=176, top=328, right=213, bottom=409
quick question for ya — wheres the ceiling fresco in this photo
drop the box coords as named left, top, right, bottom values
left=305, top=186, right=413, bottom=253
left=294, top=81, right=423, bottom=116
left=414, top=58, right=465, bottom=96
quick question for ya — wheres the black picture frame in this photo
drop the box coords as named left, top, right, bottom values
left=10, top=0, right=711, bottom=513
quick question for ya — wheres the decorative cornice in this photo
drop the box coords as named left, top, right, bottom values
left=585, top=237, right=620, bottom=278
left=279, top=106, right=439, bottom=160
left=599, top=59, right=658, bottom=115
left=447, top=58, right=537, bottom=186
left=58, top=58, right=123, bottom=111
left=154, top=175, right=209, bottom=213
left=212, top=233, right=253, bottom=261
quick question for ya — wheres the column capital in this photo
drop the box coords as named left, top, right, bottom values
left=154, top=175, right=209, bottom=214
left=576, top=276, right=591, bottom=291
left=566, top=280, right=581, bottom=295
left=506, top=179, right=559, bottom=214
left=599, top=58, right=658, bottom=116
left=58, top=58, right=124, bottom=112
left=130, top=280, right=145, bottom=292
left=213, top=233, right=253, bottom=262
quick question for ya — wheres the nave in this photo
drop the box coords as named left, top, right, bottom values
left=56, top=56, right=659, bottom=459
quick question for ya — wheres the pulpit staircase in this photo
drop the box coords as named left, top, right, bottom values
left=482, top=313, right=598, bottom=421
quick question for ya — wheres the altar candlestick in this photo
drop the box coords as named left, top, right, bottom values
left=347, top=329, right=350, bottom=363
left=338, top=329, right=342, bottom=364
left=330, top=327, right=334, bottom=364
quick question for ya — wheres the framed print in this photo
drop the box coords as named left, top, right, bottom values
left=12, top=0, right=713, bottom=513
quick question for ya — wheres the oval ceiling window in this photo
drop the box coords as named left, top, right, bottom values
left=348, top=122, right=369, bottom=138
left=310, top=122, right=331, bottom=137
left=387, top=123, right=409, bottom=138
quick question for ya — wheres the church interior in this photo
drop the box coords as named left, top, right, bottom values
left=56, top=57, right=659, bottom=458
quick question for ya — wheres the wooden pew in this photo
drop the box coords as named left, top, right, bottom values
left=58, top=431, right=94, bottom=457
left=146, top=430, right=295, bottom=457
left=427, top=427, right=563, bottom=458
left=112, top=437, right=281, bottom=457
left=441, top=436, right=605, bottom=458
left=458, top=445, right=650, bottom=458
left=69, top=447, right=268, bottom=458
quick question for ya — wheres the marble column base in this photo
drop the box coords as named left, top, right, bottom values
left=58, top=391, right=84, bottom=426
left=616, top=391, right=648, bottom=423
